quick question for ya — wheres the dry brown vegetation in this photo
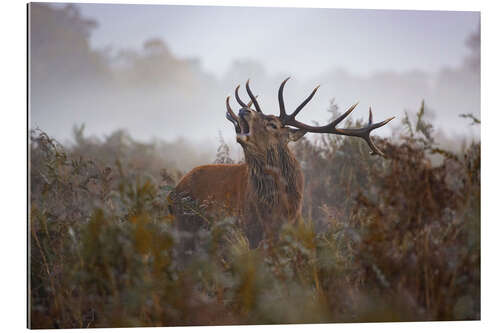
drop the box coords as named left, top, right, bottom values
left=29, top=104, right=479, bottom=328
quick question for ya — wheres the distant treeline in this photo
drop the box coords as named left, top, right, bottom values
left=30, top=3, right=479, bottom=142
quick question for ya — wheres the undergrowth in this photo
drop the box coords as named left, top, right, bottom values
left=29, top=103, right=480, bottom=328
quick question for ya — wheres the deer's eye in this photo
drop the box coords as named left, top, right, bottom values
left=268, top=123, right=278, bottom=129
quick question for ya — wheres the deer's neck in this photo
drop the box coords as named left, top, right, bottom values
left=244, top=145, right=303, bottom=219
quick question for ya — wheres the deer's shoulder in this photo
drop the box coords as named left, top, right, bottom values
left=174, top=163, right=248, bottom=197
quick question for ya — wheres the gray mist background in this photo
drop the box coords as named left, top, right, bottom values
left=29, top=3, right=480, bottom=166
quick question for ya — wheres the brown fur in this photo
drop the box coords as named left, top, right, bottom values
left=169, top=109, right=306, bottom=247
left=173, top=164, right=249, bottom=218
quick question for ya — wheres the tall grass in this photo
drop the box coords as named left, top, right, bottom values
left=29, top=104, right=480, bottom=328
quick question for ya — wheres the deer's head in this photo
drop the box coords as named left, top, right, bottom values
left=226, top=78, right=395, bottom=157
left=226, top=89, right=306, bottom=154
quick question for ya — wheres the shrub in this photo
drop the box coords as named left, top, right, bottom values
left=29, top=104, right=480, bottom=327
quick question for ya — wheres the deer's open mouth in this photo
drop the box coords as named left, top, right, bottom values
left=226, top=112, right=250, bottom=135
left=239, top=116, right=250, bottom=134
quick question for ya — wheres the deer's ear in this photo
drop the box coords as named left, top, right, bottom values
left=287, top=128, right=307, bottom=142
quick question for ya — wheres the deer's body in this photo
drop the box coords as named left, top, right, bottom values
left=174, top=164, right=248, bottom=217
left=169, top=79, right=393, bottom=248
left=171, top=144, right=304, bottom=246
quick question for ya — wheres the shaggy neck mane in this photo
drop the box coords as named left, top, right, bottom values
left=244, top=144, right=302, bottom=213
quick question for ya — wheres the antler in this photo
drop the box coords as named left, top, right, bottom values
left=245, top=80, right=262, bottom=113
left=226, top=96, right=241, bottom=133
left=235, top=84, right=258, bottom=109
left=278, top=78, right=395, bottom=156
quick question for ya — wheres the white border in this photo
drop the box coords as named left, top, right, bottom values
left=2, top=0, right=498, bottom=332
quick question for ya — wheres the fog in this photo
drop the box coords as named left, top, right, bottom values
left=29, top=3, right=480, bottom=157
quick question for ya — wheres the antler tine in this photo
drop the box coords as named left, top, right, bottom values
left=331, top=102, right=359, bottom=127
left=246, top=80, right=262, bottom=113
left=226, top=96, right=242, bottom=133
left=225, top=96, right=238, bottom=121
left=278, top=78, right=320, bottom=121
left=247, top=95, right=258, bottom=108
left=278, top=77, right=291, bottom=118
left=235, top=85, right=248, bottom=108
left=235, top=84, right=259, bottom=108
left=290, top=85, right=320, bottom=118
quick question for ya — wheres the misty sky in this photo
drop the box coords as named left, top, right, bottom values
left=76, top=4, right=478, bottom=79
left=30, top=3, right=480, bottom=156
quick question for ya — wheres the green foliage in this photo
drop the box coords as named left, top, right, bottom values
left=29, top=104, right=480, bottom=328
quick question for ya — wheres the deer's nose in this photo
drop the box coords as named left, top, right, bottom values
left=238, top=108, right=250, bottom=117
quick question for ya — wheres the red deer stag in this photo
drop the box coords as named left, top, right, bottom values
left=169, top=78, right=394, bottom=248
